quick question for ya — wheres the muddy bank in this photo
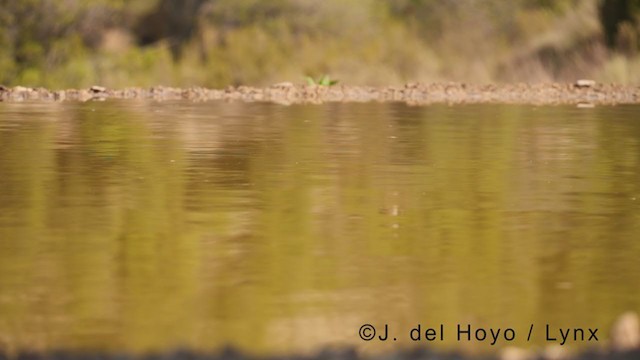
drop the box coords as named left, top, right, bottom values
left=1, top=82, right=639, bottom=105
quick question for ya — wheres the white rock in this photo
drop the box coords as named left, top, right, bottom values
left=500, top=346, right=533, bottom=360
left=543, top=345, right=568, bottom=360
left=90, top=85, right=107, bottom=93
left=271, top=82, right=294, bottom=88
left=575, top=79, right=596, bottom=88
left=611, top=311, right=640, bottom=351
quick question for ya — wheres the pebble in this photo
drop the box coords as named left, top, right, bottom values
left=500, top=347, right=534, bottom=360
left=543, top=345, right=568, bottom=360
left=90, top=85, right=107, bottom=93
left=575, top=79, right=596, bottom=88
left=611, top=311, right=640, bottom=351
left=13, top=86, right=31, bottom=92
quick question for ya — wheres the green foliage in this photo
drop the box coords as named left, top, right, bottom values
left=0, top=0, right=123, bottom=86
left=306, top=75, right=339, bottom=86
left=0, top=0, right=640, bottom=87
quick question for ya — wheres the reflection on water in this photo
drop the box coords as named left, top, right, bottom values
left=0, top=101, right=639, bottom=355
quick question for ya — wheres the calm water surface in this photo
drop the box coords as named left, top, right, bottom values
left=0, top=101, right=639, bottom=354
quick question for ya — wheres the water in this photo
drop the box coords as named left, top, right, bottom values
left=0, top=101, right=639, bottom=355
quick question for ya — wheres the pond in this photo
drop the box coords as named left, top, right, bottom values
left=0, top=101, right=639, bottom=355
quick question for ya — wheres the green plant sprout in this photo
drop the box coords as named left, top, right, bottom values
left=306, top=75, right=339, bottom=86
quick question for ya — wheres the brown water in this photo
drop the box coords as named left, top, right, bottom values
left=0, top=101, right=639, bottom=355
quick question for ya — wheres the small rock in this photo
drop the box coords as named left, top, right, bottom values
left=611, top=311, right=640, bottom=351
left=54, top=91, right=65, bottom=101
left=78, top=89, right=93, bottom=102
left=575, top=79, right=596, bottom=88
left=272, top=82, right=294, bottom=88
left=90, top=85, right=106, bottom=93
left=543, top=345, right=568, bottom=360
left=13, top=86, right=31, bottom=92
left=501, top=346, right=534, bottom=360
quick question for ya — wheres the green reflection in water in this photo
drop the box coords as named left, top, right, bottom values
left=0, top=101, right=639, bottom=355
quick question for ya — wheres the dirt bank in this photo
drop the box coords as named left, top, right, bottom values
left=1, top=82, right=639, bottom=105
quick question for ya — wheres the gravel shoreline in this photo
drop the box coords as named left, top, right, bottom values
left=1, top=82, right=639, bottom=105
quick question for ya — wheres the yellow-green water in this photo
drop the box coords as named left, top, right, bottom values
left=0, top=101, right=639, bottom=355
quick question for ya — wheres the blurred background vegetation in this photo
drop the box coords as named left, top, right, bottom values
left=1, top=0, right=640, bottom=88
